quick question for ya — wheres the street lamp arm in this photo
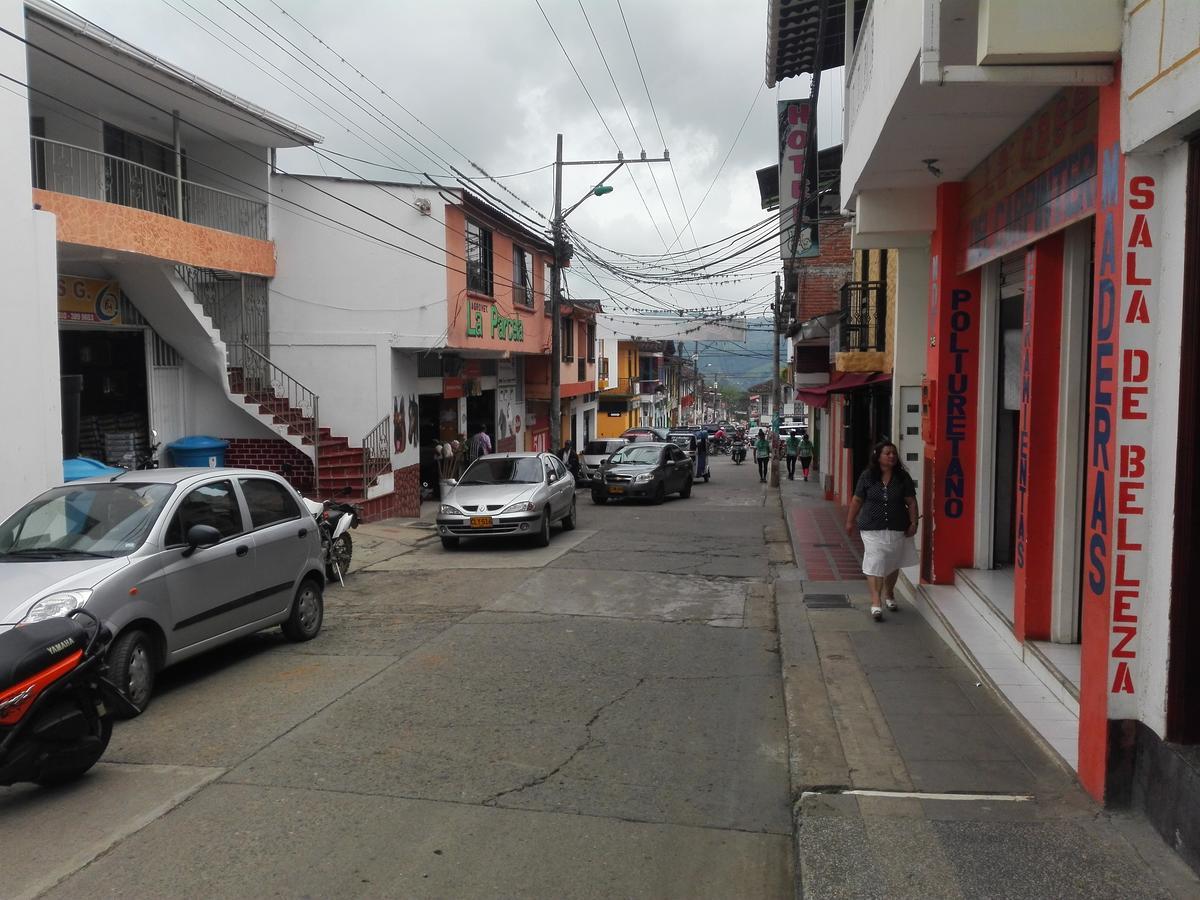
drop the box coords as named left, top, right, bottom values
left=561, top=161, right=625, bottom=220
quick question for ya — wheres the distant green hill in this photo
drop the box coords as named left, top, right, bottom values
left=693, top=319, right=785, bottom=390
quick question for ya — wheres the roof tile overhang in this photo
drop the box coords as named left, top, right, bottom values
left=765, top=0, right=867, bottom=87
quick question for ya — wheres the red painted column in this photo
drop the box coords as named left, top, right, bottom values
left=923, top=183, right=982, bottom=584
left=1013, top=235, right=1064, bottom=640
left=1079, top=72, right=1124, bottom=802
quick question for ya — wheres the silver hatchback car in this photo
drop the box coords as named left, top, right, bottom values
left=0, top=468, right=326, bottom=713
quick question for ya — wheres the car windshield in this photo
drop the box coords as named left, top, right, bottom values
left=0, top=482, right=175, bottom=560
left=610, top=446, right=662, bottom=466
left=459, top=457, right=545, bottom=485
left=667, top=434, right=693, bottom=448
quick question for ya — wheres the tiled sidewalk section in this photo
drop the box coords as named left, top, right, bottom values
left=787, top=501, right=864, bottom=581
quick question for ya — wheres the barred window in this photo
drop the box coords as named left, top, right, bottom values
left=561, top=317, right=575, bottom=361
left=466, top=219, right=493, bottom=296
left=512, top=246, right=534, bottom=308
left=587, top=320, right=596, bottom=361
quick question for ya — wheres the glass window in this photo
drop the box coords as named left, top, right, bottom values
left=459, top=457, right=545, bottom=485
left=609, top=446, right=663, bottom=466
left=465, top=219, right=494, bottom=296
left=551, top=457, right=568, bottom=478
left=561, top=317, right=574, bottom=361
left=165, top=480, right=244, bottom=546
left=0, top=482, right=175, bottom=560
left=240, top=478, right=301, bottom=529
left=513, top=246, right=533, bottom=308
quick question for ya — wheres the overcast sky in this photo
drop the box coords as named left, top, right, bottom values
left=54, top=0, right=843, bottom=318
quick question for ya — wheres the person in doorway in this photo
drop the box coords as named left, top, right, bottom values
left=784, top=429, right=800, bottom=480
left=797, top=431, right=815, bottom=481
left=560, top=440, right=581, bottom=482
left=470, top=424, right=492, bottom=460
left=754, top=429, right=770, bottom=483
left=845, top=441, right=919, bottom=621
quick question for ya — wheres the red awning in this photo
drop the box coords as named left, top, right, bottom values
left=796, top=372, right=891, bottom=409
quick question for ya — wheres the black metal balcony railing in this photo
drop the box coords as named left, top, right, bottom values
left=31, top=137, right=268, bottom=240
left=840, top=280, right=887, bottom=353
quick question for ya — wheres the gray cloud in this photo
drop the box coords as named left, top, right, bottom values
left=55, top=0, right=826, bottom=313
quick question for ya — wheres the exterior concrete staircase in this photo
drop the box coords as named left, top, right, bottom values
left=114, top=260, right=390, bottom=505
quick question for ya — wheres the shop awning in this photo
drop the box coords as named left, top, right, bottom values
left=796, top=372, right=891, bottom=409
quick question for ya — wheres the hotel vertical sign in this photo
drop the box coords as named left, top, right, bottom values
left=778, top=99, right=819, bottom=262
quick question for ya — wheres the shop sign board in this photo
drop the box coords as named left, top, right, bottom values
left=443, top=375, right=464, bottom=399
left=778, top=99, right=819, bottom=262
left=1100, top=157, right=1158, bottom=716
left=496, top=359, right=523, bottom=452
left=58, top=276, right=121, bottom=325
left=960, top=88, right=1099, bottom=271
left=466, top=301, right=524, bottom=342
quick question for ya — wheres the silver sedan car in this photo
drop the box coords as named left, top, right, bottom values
left=0, top=468, right=327, bottom=714
left=436, top=452, right=577, bottom=549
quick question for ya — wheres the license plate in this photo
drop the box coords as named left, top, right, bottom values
left=609, top=486, right=625, bottom=494
left=470, top=516, right=493, bottom=528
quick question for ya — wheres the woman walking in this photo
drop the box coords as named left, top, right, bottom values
left=845, top=441, right=919, bottom=621
left=754, top=429, right=770, bottom=483
left=797, top=431, right=814, bottom=481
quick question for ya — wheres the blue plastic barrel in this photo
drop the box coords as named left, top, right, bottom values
left=167, top=436, right=229, bottom=468
left=63, top=456, right=125, bottom=482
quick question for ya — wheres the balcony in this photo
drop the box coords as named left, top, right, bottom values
left=31, top=137, right=268, bottom=240
left=839, top=280, right=886, bottom=353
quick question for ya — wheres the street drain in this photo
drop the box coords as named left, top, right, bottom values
left=804, top=594, right=850, bottom=609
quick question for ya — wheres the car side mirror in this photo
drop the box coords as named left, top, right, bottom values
left=182, top=524, right=221, bottom=557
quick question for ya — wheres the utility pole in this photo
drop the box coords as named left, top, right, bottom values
left=770, top=272, right=782, bottom=488
left=550, top=135, right=564, bottom=453
left=549, top=134, right=669, bottom=452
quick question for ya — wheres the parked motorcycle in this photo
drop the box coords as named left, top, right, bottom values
left=0, top=609, right=138, bottom=787
left=303, top=497, right=361, bottom=585
left=731, top=441, right=747, bottom=464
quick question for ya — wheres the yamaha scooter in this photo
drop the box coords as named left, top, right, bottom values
left=0, top=610, right=138, bottom=787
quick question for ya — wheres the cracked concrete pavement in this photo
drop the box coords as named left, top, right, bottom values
left=6, top=456, right=794, bottom=899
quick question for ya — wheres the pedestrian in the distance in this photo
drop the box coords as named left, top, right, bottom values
left=695, top=429, right=709, bottom=479
left=797, top=431, right=814, bottom=481
left=754, top=428, right=770, bottom=483
left=784, top=429, right=800, bottom=480
left=844, top=441, right=919, bottom=621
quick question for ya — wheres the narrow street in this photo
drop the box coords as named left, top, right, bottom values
left=5, top=454, right=1200, bottom=898
left=2, top=455, right=793, bottom=898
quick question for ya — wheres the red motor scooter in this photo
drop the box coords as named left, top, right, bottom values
left=0, top=610, right=137, bottom=787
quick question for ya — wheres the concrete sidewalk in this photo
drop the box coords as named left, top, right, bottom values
left=775, top=474, right=1198, bottom=899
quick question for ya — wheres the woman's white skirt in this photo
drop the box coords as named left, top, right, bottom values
left=860, top=529, right=918, bottom=577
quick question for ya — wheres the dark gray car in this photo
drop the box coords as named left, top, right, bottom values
left=0, top=468, right=327, bottom=713
left=592, top=441, right=694, bottom=505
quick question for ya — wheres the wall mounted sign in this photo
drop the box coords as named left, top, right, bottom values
left=778, top=99, right=819, bottom=263
left=466, top=302, right=525, bottom=341
left=960, top=88, right=1099, bottom=271
left=58, top=275, right=121, bottom=325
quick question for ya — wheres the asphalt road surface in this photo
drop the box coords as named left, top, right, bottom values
left=3, top=454, right=793, bottom=899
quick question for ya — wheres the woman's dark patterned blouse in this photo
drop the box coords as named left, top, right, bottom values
left=853, top=469, right=916, bottom=532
